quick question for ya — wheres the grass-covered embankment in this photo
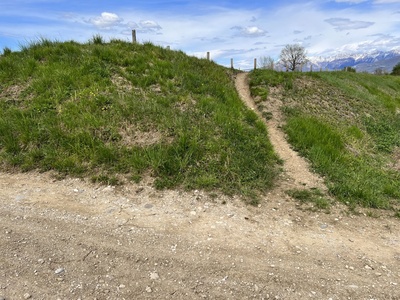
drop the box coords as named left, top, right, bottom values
left=250, top=69, right=400, bottom=211
left=0, top=37, right=280, bottom=202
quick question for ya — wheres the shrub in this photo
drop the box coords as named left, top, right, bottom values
left=391, top=62, right=400, bottom=76
left=343, top=66, right=356, bottom=72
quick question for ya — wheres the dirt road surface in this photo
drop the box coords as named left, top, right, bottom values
left=1, top=74, right=399, bottom=300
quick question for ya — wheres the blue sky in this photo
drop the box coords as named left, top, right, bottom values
left=1, top=0, right=400, bottom=69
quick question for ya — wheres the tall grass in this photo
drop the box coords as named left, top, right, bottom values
left=250, top=69, right=400, bottom=210
left=0, top=37, right=280, bottom=201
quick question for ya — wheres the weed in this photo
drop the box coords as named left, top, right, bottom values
left=90, top=34, right=106, bottom=45
left=2, top=47, right=12, bottom=56
left=366, top=211, right=380, bottom=218
left=91, top=175, right=121, bottom=186
left=286, top=188, right=331, bottom=211
left=262, top=111, right=273, bottom=120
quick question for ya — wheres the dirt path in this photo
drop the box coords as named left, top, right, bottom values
left=235, top=72, right=325, bottom=191
left=1, top=77, right=400, bottom=299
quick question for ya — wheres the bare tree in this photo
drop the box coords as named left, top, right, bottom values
left=279, top=44, right=307, bottom=71
left=258, top=56, right=275, bottom=70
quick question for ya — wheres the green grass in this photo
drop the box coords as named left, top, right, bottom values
left=286, top=188, right=331, bottom=211
left=250, top=69, right=400, bottom=210
left=0, top=37, right=280, bottom=202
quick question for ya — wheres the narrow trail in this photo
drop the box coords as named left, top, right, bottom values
left=235, top=72, right=326, bottom=191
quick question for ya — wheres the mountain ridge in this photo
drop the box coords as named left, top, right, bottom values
left=308, top=48, right=400, bottom=73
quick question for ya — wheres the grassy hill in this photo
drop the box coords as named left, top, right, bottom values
left=250, top=70, right=400, bottom=213
left=0, top=37, right=280, bottom=203
left=1, top=38, right=400, bottom=213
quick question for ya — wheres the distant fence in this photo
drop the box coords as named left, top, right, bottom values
left=131, top=30, right=329, bottom=72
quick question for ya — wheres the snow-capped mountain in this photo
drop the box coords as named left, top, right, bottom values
left=308, top=49, right=400, bottom=73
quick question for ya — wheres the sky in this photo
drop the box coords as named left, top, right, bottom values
left=1, top=0, right=400, bottom=69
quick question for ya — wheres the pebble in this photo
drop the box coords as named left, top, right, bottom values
left=348, top=285, right=359, bottom=289
left=145, top=286, right=152, bottom=293
left=150, top=272, right=160, bottom=280
left=144, top=204, right=153, bottom=209
left=23, top=294, right=31, bottom=299
left=364, top=265, right=373, bottom=270
left=102, top=186, right=114, bottom=192
left=55, top=268, right=65, bottom=275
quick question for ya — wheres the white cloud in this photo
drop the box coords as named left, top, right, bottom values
left=138, top=20, right=162, bottom=32
left=335, top=0, right=368, bottom=3
left=374, top=0, right=400, bottom=3
left=325, top=18, right=375, bottom=31
left=89, top=12, right=123, bottom=29
left=231, top=26, right=267, bottom=37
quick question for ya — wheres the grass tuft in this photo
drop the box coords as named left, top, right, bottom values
left=286, top=188, right=331, bottom=211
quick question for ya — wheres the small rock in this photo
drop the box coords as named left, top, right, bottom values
left=55, top=268, right=65, bottom=275
left=320, top=224, right=328, bottom=229
left=364, top=265, right=373, bottom=270
left=150, top=272, right=160, bottom=280
left=23, top=294, right=31, bottom=299
left=348, top=285, right=359, bottom=289
left=144, top=203, right=153, bottom=209
left=102, top=186, right=114, bottom=192
left=145, top=286, right=152, bottom=293
left=15, top=195, right=25, bottom=202
left=38, top=259, right=45, bottom=264
left=0, top=296, right=6, bottom=300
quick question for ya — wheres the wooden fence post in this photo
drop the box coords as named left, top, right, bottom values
left=207, top=52, right=210, bottom=61
left=231, top=58, right=234, bottom=69
left=132, top=30, right=137, bottom=43
left=254, top=58, right=257, bottom=70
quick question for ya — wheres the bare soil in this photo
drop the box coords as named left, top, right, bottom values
left=1, top=74, right=399, bottom=300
